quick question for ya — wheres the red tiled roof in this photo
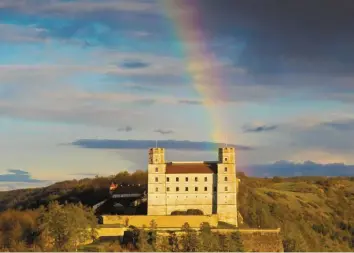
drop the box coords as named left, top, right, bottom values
left=165, top=163, right=217, bottom=174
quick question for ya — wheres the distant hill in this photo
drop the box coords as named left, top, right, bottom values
left=0, top=171, right=354, bottom=251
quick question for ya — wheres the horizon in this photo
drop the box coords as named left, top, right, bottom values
left=1, top=0, right=354, bottom=190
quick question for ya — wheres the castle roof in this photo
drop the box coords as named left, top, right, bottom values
left=165, top=162, right=217, bottom=174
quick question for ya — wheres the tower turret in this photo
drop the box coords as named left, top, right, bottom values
left=147, top=147, right=167, bottom=215
left=149, top=148, right=165, bottom=164
left=218, top=147, right=236, bottom=164
left=217, top=147, right=238, bottom=226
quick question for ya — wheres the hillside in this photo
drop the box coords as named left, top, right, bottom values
left=0, top=172, right=354, bottom=251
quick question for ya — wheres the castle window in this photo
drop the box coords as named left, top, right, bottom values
left=167, top=187, right=170, bottom=192
left=204, top=187, right=207, bottom=191
left=176, top=187, right=179, bottom=192
left=225, top=186, right=228, bottom=191
left=225, top=157, right=228, bottom=162
left=204, top=177, right=207, bottom=182
left=224, top=167, right=227, bottom=172
left=155, top=177, right=158, bottom=182
left=224, top=176, right=228, bottom=182
left=155, top=187, right=158, bottom=192
left=155, top=167, right=158, bottom=172
left=195, top=177, right=198, bottom=182
left=167, top=177, right=170, bottom=182
left=195, top=187, right=198, bottom=191
left=176, top=177, right=179, bottom=182
left=185, top=177, right=188, bottom=182
left=185, top=187, right=188, bottom=191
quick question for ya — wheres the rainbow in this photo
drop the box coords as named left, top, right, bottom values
left=161, top=1, right=230, bottom=146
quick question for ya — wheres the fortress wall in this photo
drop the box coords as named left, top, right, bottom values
left=97, top=227, right=127, bottom=237
left=101, top=215, right=218, bottom=228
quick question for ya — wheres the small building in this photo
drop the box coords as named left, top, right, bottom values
left=147, top=147, right=238, bottom=226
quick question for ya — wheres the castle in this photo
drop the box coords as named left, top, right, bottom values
left=147, top=147, right=238, bottom=226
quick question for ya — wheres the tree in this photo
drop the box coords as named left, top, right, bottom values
left=0, top=209, right=39, bottom=251
left=37, top=201, right=97, bottom=251
left=180, top=222, right=200, bottom=252
left=148, top=219, right=157, bottom=250
left=136, top=226, right=153, bottom=252
left=229, top=232, right=244, bottom=252
left=169, top=232, right=180, bottom=252
left=155, top=233, right=171, bottom=252
left=199, top=222, right=218, bottom=251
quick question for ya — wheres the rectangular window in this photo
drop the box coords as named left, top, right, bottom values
left=204, top=177, right=207, bottom=182
left=225, top=186, right=228, bottom=191
left=195, top=187, right=198, bottom=191
left=224, top=176, right=228, bottom=182
left=155, top=177, right=158, bottom=182
left=167, top=177, right=170, bottom=182
left=155, top=187, right=158, bottom=192
left=204, top=187, right=207, bottom=191
left=185, top=187, right=188, bottom=191
left=176, top=187, right=179, bottom=192
left=155, top=167, right=158, bottom=172
left=176, top=177, right=179, bottom=182
left=167, top=187, right=170, bottom=192
left=195, top=177, right=198, bottom=182
left=185, top=177, right=188, bottom=182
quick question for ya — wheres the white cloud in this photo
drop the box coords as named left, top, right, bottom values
left=0, top=0, right=158, bottom=14
left=0, top=23, right=47, bottom=43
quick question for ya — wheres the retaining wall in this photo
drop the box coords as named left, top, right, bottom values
left=101, top=214, right=218, bottom=228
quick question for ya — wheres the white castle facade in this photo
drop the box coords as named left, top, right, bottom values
left=147, top=147, right=238, bottom=226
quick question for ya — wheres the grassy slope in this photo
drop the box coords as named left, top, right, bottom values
left=238, top=176, right=354, bottom=251
left=1, top=173, right=354, bottom=251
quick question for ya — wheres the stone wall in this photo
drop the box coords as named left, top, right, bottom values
left=101, top=215, right=218, bottom=228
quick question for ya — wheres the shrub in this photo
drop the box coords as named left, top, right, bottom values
left=171, top=209, right=204, bottom=215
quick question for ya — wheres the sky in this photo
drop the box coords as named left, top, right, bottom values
left=1, top=0, right=354, bottom=190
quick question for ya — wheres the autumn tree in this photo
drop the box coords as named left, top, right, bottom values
left=38, top=201, right=97, bottom=251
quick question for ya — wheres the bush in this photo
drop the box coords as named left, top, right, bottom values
left=186, top=209, right=204, bottom=215
left=171, top=209, right=204, bottom=215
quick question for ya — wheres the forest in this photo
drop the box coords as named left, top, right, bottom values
left=0, top=171, right=354, bottom=251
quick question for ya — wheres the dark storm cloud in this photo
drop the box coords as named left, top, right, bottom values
left=120, top=60, right=150, bottom=69
left=71, top=139, right=254, bottom=151
left=193, top=0, right=354, bottom=75
left=321, top=119, right=354, bottom=131
left=178, top=100, right=203, bottom=105
left=117, top=126, right=133, bottom=132
left=154, top=129, right=174, bottom=135
left=242, top=160, right=354, bottom=177
left=243, top=124, right=278, bottom=133
left=0, top=169, right=42, bottom=182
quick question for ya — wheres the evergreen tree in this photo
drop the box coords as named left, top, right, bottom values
left=229, top=231, right=244, bottom=252
left=136, top=226, right=153, bottom=252
left=199, top=222, right=218, bottom=251
left=155, top=232, right=171, bottom=252
left=180, top=223, right=200, bottom=252
left=169, top=232, right=180, bottom=252
left=148, top=219, right=157, bottom=250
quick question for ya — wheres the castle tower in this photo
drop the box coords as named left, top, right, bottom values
left=147, top=148, right=167, bottom=215
left=217, top=147, right=238, bottom=226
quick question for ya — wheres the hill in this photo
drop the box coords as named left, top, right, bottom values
left=0, top=172, right=354, bottom=251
